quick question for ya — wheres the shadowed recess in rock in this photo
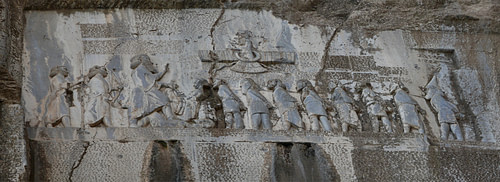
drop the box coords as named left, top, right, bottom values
left=271, top=142, right=340, bottom=182
left=147, top=140, right=193, bottom=181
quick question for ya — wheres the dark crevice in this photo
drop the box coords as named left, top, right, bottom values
left=69, top=142, right=90, bottom=182
left=207, top=1, right=226, bottom=82
left=314, top=27, right=341, bottom=90
left=271, top=142, right=340, bottom=182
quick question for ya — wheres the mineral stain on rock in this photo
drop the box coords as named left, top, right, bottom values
left=271, top=142, right=340, bottom=182
left=147, top=140, right=193, bottom=182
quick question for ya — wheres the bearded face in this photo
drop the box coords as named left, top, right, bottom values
left=130, top=54, right=158, bottom=73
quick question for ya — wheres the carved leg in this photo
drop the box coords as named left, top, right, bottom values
left=61, top=116, right=71, bottom=127
left=351, top=111, right=362, bottom=132
left=294, top=120, right=304, bottom=130
left=371, top=115, right=380, bottom=133
left=282, top=119, right=291, bottom=130
left=130, top=119, right=139, bottom=127
left=320, top=116, right=332, bottom=132
left=450, top=124, right=464, bottom=141
left=440, top=123, right=450, bottom=140
left=251, top=113, right=262, bottom=130
left=162, top=105, right=175, bottom=120
left=310, top=116, right=320, bottom=131
left=342, top=123, right=348, bottom=132
left=261, top=113, right=272, bottom=130
left=103, top=112, right=112, bottom=127
left=233, top=112, right=244, bottom=129
left=381, top=116, right=392, bottom=133
left=288, top=110, right=303, bottom=130
left=331, top=119, right=339, bottom=130
left=403, top=123, right=410, bottom=133
left=418, top=121, right=425, bottom=134
left=225, top=113, right=234, bottom=129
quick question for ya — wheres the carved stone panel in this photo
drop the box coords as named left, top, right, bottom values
left=20, top=9, right=495, bottom=144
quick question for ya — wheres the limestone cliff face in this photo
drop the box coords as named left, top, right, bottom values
left=1, top=0, right=500, bottom=181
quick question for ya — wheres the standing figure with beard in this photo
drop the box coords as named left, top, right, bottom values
left=129, top=54, right=170, bottom=127
left=425, top=76, right=463, bottom=141
left=296, top=80, right=332, bottom=132
left=214, top=79, right=246, bottom=129
left=240, top=78, right=273, bottom=130
left=84, top=65, right=112, bottom=127
left=361, top=82, right=393, bottom=133
left=329, top=81, right=360, bottom=132
left=394, top=84, right=425, bottom=134
left=267, top=79, right=303, bottom=130
left=44, top=66, right=71, bottom=127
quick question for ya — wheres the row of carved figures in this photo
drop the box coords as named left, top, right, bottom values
left=42, top=55, right=463, bottom=141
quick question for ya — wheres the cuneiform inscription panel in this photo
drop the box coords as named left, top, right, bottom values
left=82, top=40, right=184, bottom=54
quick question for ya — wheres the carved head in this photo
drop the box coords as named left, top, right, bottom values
left=130, top=54, right=158, bottom=73
left=88, top=65, right=108, bottom=79
left=296, top=80, right=313, bottom=92
left=364, top=82, right=372, bottom=89
left=240, top=78, right=259, bottom=94
left=231, top=30, right=255, bottom=50
left=49, top=66, right=69, bottom=78
left=235, top=31, right=252, bottom=42
left=170, top=81, right=179, bottom=89
left=425, top=75, right=439, bottom=90
left=160, top=81, right=179, bottom=91
left=266, top=79, right=284, bottom=90
left=213, top=79, right=227, bottom=87
left=424, top=87, right=443, bottom=100
left=193, top=78, right=210, bottom=90
left=328, top=80, right=338, bottom=91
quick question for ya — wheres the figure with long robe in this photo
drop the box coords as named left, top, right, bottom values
left=215, top=79, right=246, bottom=129
left=44, top=66, right=71, bottom=127
left=361, top=82, right=393, bottom=133
left=129, top=54, right=170, bottom=127
left=329, top=81, right=360, bottom=132
left=425, top=76, right=463, bottom=141
left=240, top=78, right=273, bottom=130
left=297, top=80, right=332, bottom=131
left=84, top=66, right=112, bottom=127
left=267, top=79, right=303, bottom=130
left=394, top=85, right=424, bottom=134
left=187, top=78, right=219, bottom=128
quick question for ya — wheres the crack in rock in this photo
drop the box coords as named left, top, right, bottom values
left=208, top=1, right=226, bottom=82
left=315, top=27, right=340, bottom=83
left=69, top=142, right=91, bottom=182
left=314, top=5, right=357, bottom=87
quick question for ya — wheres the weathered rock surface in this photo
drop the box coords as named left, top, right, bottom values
left=1, top=0, right=499, bottom=181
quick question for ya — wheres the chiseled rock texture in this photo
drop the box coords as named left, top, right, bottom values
left=1, top=0, right=500, bottom=181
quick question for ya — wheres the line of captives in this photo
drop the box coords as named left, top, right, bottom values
left=47, top=55, right=462, bottom=141
left=41, top=56, right=431, bottom=136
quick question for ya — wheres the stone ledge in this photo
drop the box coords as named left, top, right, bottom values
left=28, top=127, right=499, bottom=151
left=27, top=127, right=433, bottom=151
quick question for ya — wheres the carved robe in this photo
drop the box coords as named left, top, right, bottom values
left=84, top=74, right=110, bottom=125
left=218, top=84, right=244, bottom=114
left=246, top=89, right=271, bottom=115
left=429, top=93, right=458, bottom=124
left=394, top=89, right=420, bottom=127
left=302, top=88, right=327, bottom=117
left=273, top=87, right=302, bottom=126
left=45, top=74, right=70, bottom=124
left=130, top=64, right=169, bottom=118
left=332, top=87, right=359, bottom=125
left=362, top=87, right=387, bottom=117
